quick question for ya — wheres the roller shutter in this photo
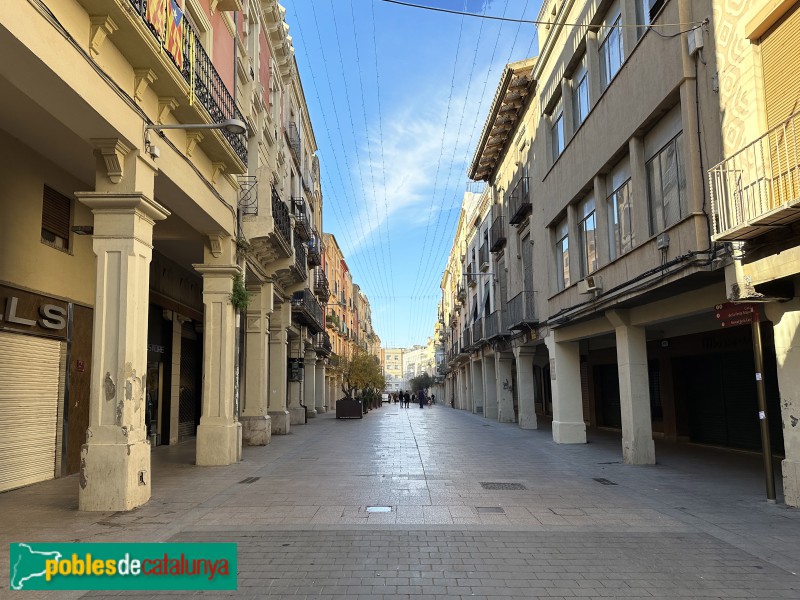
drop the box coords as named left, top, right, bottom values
left=0, top=332, right=64, bottom=492
left=761, top=4, right=800, bottom=129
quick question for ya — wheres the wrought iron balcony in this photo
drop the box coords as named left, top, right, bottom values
left=479, top=244, right=489, bottom=272
left=307, top=234, right=322, bottom=267
left=286, top=122, right=301, bottom=166
left=462, top=326, right=472, bottom=350
left=490, top=215, right=506, bottom=252
left=272, top=186, right=291, bottom=251
left=484, top=310, right=508, bottom=340
left=127, top=0, right=247, bottom=164
left=472, top=317, right=484, bottom=345
left=293, top=199, right=312, bottom=242
left=456, top=284, right=466, bottom=303
left=467, top=263, right=477, bottom=287
left=238, top=176, right=257, bottom=215
left=508, top=177, right=531, bottom=225
left=506, top=291, right=537, bottom=330
left=313, top=267, right=329, bottom=299
left=709, top=110, right=800, bottom=241
left=293, top=237, right=307, bottom=280
left=314, top=331, right=332, bottom=356
left=291, top=288, right=324, bottom=334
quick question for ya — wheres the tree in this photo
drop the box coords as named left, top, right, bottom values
left=340, top=350, right=386, bottom=400
left=409, top=372, right=434, bottom=393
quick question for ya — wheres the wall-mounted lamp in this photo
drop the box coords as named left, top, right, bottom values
left=144, top=119, right=248, bottom=160
left=71, top=225, right=94, bottom=236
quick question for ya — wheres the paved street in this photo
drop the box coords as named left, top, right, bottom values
left=3, top=403, right=800, bottom=599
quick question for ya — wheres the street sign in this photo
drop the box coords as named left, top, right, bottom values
left=714, top=302, right=759, bottom=327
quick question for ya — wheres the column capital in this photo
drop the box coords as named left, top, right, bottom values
left=192, top=264, right=241, bottom=278
left=605, top=309, right=633, bottom=328
left=75, top=192, right=169, bottom=223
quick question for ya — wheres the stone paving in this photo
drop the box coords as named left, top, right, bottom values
left=2, top=403, right=800, bottom=599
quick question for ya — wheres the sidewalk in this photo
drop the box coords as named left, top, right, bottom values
left=2, top=403, right=800, bottom=599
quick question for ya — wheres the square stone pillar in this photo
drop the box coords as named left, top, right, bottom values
left=241, top=282, right=272, bottom=446
left=607, top=310, right=656, bottom=465
left=482, top=353, right=498, bottom=419
left=315, top=361, right=326, bottom=413
left=75, top=191, right=168, bottom=511
left=765, top=300, right=800, bottom=507
left=304, top=348, right=317, bottom=418
left=268, top=302, right=290, bottom=434
left=513, top=347, right=538, bottom=430
left=495, top=352, right=516, bottom=423
left=288, top=337, right=306, bottom=425
left=544, top=335, right=586, bottom=444
left=193, top=236, right=241, bottom=466
left=471, top=359, right=484, bottom=414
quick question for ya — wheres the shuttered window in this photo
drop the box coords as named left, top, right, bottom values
left=761, top=4, right=800, bottom=130
left=41, top=186, right=71, bottom=251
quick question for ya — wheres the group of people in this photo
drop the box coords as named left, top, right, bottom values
left=391, top=390, right=435, bottom=409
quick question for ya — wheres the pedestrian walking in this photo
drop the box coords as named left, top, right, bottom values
left=404, top=391, right=410, bottom=408
left=431, top=394, right=436, bottom=406
left=418, top=390, right=425, bottom=409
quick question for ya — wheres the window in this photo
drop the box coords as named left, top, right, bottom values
left=578, top=197, right=597, bottom=276
left=572, top=58, right=589, bottom=127
left=599, top=14, right=624, bottom=88
left=41, top=185, right=71, bottom=252
left=647, top=133, right=687, bottom=234
left=608, top=180, right=633, bottom=259
left=551, top=99, right=565, bottom=160
left=555, top=218, right=570, bottom=291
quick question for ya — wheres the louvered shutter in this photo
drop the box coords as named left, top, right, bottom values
left=41, top=186, right=71, bottom=248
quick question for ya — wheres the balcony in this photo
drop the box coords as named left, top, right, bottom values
left=307, top=234, right=322, bottom=267
left=508, top=177, right=531, bottom=225
left=462, top=326, right=472, bottom=350
left=293, top=199, right=312, bottom=241
left=313, top=267, right=329, bottom=300
left=456, top=284, right=466, bottom=303
left=709, top=110, right=800, bottom=241
left=467, top=263, right=477, bottom=287
left=293, top=237, right=307, bottom=281
left=291, top=288, right=324, bottom=334
left=490, top=215, right=507, bottom=252
left=472, top=318, right=484, bottom=346
left=286, top=122, right=301, bottom=166
left=127, top=0, right=247, bottom=164
left=272, top=187, right=292, bottom=250
left=479, top=244, right=489, bottom=272
left=506, top=291, right=537, bottom=330
left=484, top=310, right=508, bottom=340
left=314, top=331, right=332, bottom=356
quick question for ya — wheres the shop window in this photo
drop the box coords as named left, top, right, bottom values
left=41, top=185, right=71, bottom=252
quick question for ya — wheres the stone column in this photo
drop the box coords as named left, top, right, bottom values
left=495, top=352, right=515, bottom=423
left=586, top=31, right=602, bottom=105
left=471, top=359, right=484, bottom=414
left=168, top=314, right=182, bottom=445
left=315, top=360, right=326, bottom=413
left=607, top=310, right=655, bottom=465
left=241, top=282, right=272, bottom=446
left=193, top=235, right=241, bottom=466
left=268, top=302, right=290, bottom=434
left=461, top=365, right=469, bottom=411
left=482, top=353, right=498, bottom=419
left=765, top=300, right=800, bottom=507
left=75, top=188, right=168, bottom=511
left=513, top=347, right=538, bottom=429
left=544, top=335, right=586, bottom=444
left=287, top=337, right=305, bottom=425
left=304, top=347, right=317, bottom=418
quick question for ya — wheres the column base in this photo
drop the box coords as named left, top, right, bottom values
left=306, top=408, right=318, bottom=418
left=196, top=421, right=240, bottom=466
left=78, top=440, right=151, bottom=511
left=289, top=406, right=307, bottom=425
left=518, top=412, right=538, bottom=430
left=269, top=410, right=291, bottom=435
left=241, top=415, right=272, bottom=446
left=316, top=405, right=327, bottom=414
left=622, top=437, right=656, bottom=465
left=552, top=420, right=586, bottom=444
left=497, top=399, right=515, bottom=423
left=783, top=459, right=800, bottom=507
left=484, top=405, right=498, bottom=420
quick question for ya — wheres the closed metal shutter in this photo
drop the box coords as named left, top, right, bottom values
left=0, top=332, right=64, bottom=492
left=761, top=4, right=800, bottom=129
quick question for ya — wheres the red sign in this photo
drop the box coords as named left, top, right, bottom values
left=76, top=359, right=85, bottom=373
left=714, top=303, right=759, bottom=328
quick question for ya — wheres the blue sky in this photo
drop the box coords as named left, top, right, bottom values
left=285, top=0, right=543, bottom=348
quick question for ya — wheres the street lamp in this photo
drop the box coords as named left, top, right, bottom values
left=144, top=119, right=248, bottom=160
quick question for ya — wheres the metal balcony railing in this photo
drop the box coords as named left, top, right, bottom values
left=293, top=237, right=307, bottom=280
left=506, top=291, right=537, bottom=330
left=314, top=331, right=332, bottom=355
left=472, top=318, right=484, bottom=345
left=238, top=176, right=257, bottom=215
left=484, top=310, right=505, bottom=340
left=307, top=234, right=322, bottom=267
left=456, top=284, right=466, bottom=302
left=287, top=122, right=301, bottom=165
left=291, top=288, right=324, bottom=333
left=709, top=110, right=800, bottom=241
left=462, top=326, right=472, bottom=350
left=128, top=0, right=247, bottom=164
left=313, top=267, right=329, bottom=299
left=467, top=263, right=477, bottom=287
left=272, top=187, right=291, bottom=249
left=479, top=244, right=489, bottom=271
left=293, top=199, right=311, bottom=241
left=490, top=215, right=506, bottom=252
left=508, top=177, right=531, bottom=225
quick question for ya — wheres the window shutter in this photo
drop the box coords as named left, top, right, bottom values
left=42, top=186, right=71, bottom=243
left=761, top=4, right=800, bottom=129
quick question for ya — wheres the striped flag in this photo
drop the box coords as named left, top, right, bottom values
left=145, top=0, right=166, bottom=40
left=165, top=0, right=184, bottom=69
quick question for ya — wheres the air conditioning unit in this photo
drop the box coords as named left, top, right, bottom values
left=577, top=275, right=602, bottom=295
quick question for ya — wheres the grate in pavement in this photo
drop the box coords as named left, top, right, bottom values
left=239, top=477, right=260, bottom=484
left=366, top=506, right=392, bottom=513
left=480, top=482, right=527, bottom=490
left=593, top=477, right=617, bottom=485
left=475, top=506, right=505, bottom=514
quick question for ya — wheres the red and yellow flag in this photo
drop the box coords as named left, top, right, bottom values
left=165, top=0, right=184, bottom=69
left=145, top=0, right=166, bottom=40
